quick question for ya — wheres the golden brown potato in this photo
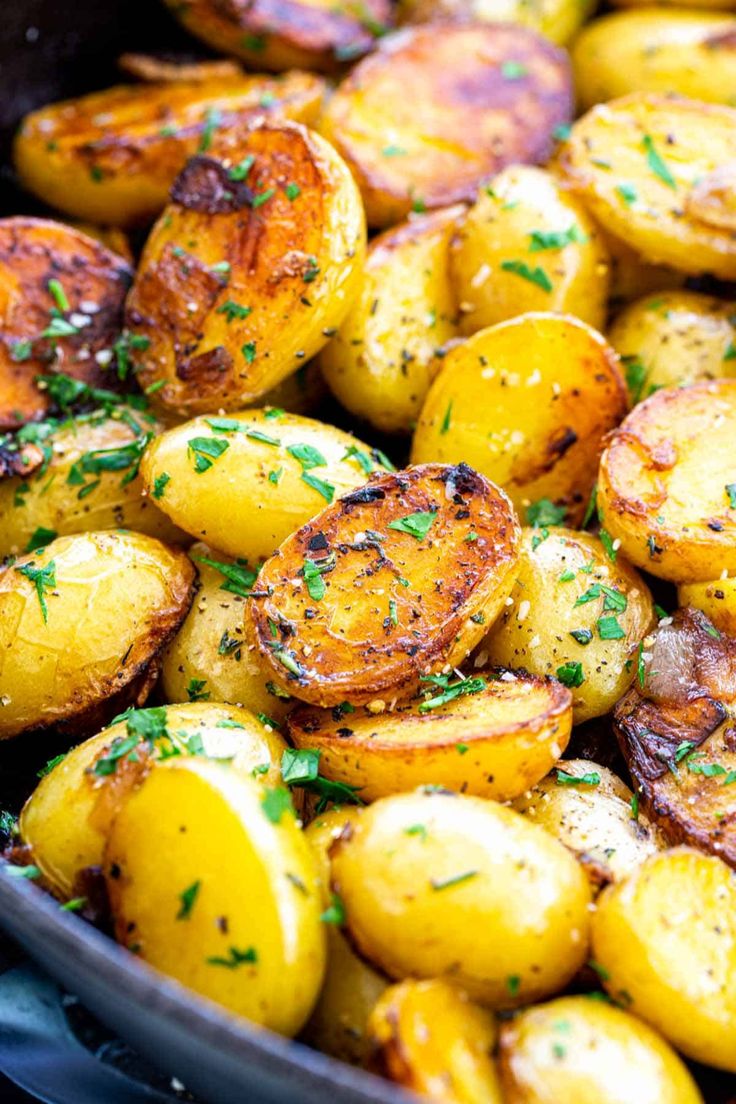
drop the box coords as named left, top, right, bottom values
left=686, top=162, right=736, bottom=232
left=412, top=313, right=627, bottom=527
left=556, top=93, right=736, bottom=279
left=482, top=528, right=655, bottom=725
left=0, top=531, right=194, bottom=740
left=398, top=0, right=592, bottom=45
left=127, top=120, right=365, bottom=414
left=597, top=379, right=736, bottom=582
left=612, top=0, right=736, bottom=12
left=450, top=168, right=610, bottom=335
left=320, top=206, right=463, bottom=434
left=679, top=576, right=736, bottom=635
left=249, top=463, right=521, bottom=708
left=14, top=71, right=326, bottom=227
left=0, top=218, right=132, bottom=429
left=368, top=980, right=503, bottom=1103
left=318, top=24, right=573, bottom=227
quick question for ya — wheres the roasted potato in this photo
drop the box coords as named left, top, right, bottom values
left=604, top=232, right=685, bottom=307
left=450, top=168, right=610, bottom=335
left=249, top=463, right=521, bottom=708
left=592, top=847, right=736, bottom=1072
left=0, top=531, right=194, bottom=740
left=288, top=667, right=572, bottom=802
left=556, top=93, right=736, bottom=279
left=368, top=980, right=503, bottom=1103
left=499, top=995, right=704, bottom=1104
left=67, top=222, right=133, bottom=263
left=140, top=409, right=389, bottom=562
left=105, top=756, right=325, bottom=1035
left=482, top=528, right=655, bottom=724
left=597, top=378, right=736, bottom=582
left=679, top=576, right=736, bottom=635
left=612, top=0, right=736, bottom=13
left=330, top=789, right=592, bottom=1006
left=320, top=205, right=463, bottom=434
left=0, top=217, right=132, bottom=429
left=14, top=71, right=326, bottom=227
left=318, top=24, right=573, bottom=227
left=398, top=0, right=592, bottom=45
left=127, top=120, right=365, bottom=413
left=609, top=290, right=736, bottom=403
left=411, top=313, right=627, bottom=527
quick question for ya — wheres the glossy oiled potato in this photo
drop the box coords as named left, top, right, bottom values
left=412, top=314, right=627, bottom=526
left=320, top=206, right=463, bottom=434
left=105, top=757, right=325, bottom=1035
left=679, top=576, right=736, bottom=635
left=450, top=168, right=610, bottom=335
left=499, top=996, right=704, bottom=1104
left=20, top=703, right=285, bottom=899
left=14, top=71, right=325, bottom=227
left=398, top=0, right=592, bottom=45
left=368, top=980, right=503, bottom=1103
left=288, top=667, right=572, bottom=802
left=318, top=24, right=573, bottom=227
left=127, top=119, right=365, bottom=414
left=0, top=532, right=194, bottom=740
left=597, top=379, right=736, bottom=581
left=592, top=847, right=736, bottom=1072
left=557, top=93, right=736, bottom=279
left=249, top=464, right=521, bottom=708
left=331, top=790, right=591, bottom=1006
left=482, top=528, right=654, bottom=724
left=140, top=410, right=389, bottom=562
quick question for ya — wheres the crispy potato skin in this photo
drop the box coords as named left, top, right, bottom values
left=450, top=168, right=610, bottom=335
left=128, top=121, right=366, bottom=413
left=679, top=577, right=736, bottom=636
left=597, top=379, right=736, bottom=582
left=105, top=758, right=325, bottom=1035
left=249, top=463, right=521, bottom=708
left=14, top=72, right=326, bottom=227
left=499, top=995, right=704, bottom=1104
left=0, top=218, right=132, bottom=429
left=556, top=93, right=736, bottom=279
left=0, top=532, right=194, bottom=740
left=368, top=980, right=503, bottom=1104
left=592, top=847, right=736, bottom=1072
left=318, top=24, right=573, bottom=228
left=320, top=206, right=464, bottom=434
left=483, top=528, right=654, bottom=724
left=398, top=0, right=592, bottom=45
left=412, top=313, right=627, bottom=527
left=140, top=410, right=388, bottom=562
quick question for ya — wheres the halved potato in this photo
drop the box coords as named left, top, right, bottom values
left=679, top=576, right=736, bottom=635
left=450, top=168, right=610, bottom=335
left=140, top=409, right=389, bottom=562
left=127, top=119, right=365, bottom=413
left=249, top=463, right=521, bottom=708
left=368, top=980, right=503, bottom=1104
left=320, top=205, right=463, bottom=434
left=597, top=378, right=736, bottom=582
left=288, top=667, right=571, bottom=802
left=318, top=24, right=573, bottom=227
left=398, top=0, right=592, bottom=45
left=14, top=71, right=326, bottom=227
left=411, top=313, right=627, bottom=526
left=556, top=93, right=736, bottom=279
left=0, top=217, right=132, bottom=429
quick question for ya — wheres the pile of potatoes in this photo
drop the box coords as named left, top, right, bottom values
left=2, top=0, right=736, bottom=1099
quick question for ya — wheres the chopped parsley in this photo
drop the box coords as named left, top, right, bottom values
left=528, top=225, right=586, bottom=252
left=260, top=785, right=295, bottom=824
left=206, top=946, right=258, bottom=969
left=418, top=673, right=487, bottom=713
left=320, top=893, right=346, bottom=925
left=16, top=559, right=56, bottom=623
left=186, top=678, right=210, bottom=702
left=301, top=471, right=334, bottom=502
left=152, top=472, right=170, bottom=500
left=430, top=870, right=478, bottom=891
left=25, top=527, right=56, bottom=552
left=177, top=880, right=200, bottom=920
left=527, top=498, right=566, bottom=527
left=387, top=510, right=437, bottom=541
left=556, top=769, right=601, bottom=786
left=216, top=300, right=251, bottom=323
left=195, top=555, right=258, bottom=598
left=556, top=661, right=584, bottom=688
left=187, top=436, right=229, bottom=473
left=500, top=260, right=552, bottom=291
left=642, top=134, right=676, bottom=190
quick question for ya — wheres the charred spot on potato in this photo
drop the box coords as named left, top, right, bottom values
left=170, top=155, right=256, bottom=213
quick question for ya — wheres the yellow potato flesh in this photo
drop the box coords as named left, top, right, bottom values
left=679, top=577, right=736, bottom=635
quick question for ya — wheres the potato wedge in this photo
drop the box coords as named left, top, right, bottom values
left=14, top=71, right=326, bottom=227
left=679, top=576, right=736, bottom=636
left=0, top=531, right=194, bottom=740
left=249, top=463, right=521, bottom=708
left=0, top=218, right=132, bottom=429
left=127, top=120, right=365, bottom=413
left=592, top=847, right=736, bottom=1072
left=140, top=409, right=390, bottom=562
left=398, top=0, right=592, bottom=45
left=368, top=980, right=503, bottom=1104
left=597, top=379, right=736, bottom=582
left=450, top=168, right=610, bottom=335
left=482, top=528, right=655, bottom=725
left=105, top=757, right=325, bottom=1035
left=411, top=313, right=627, bottom=527
left=320, top=206, right=463, bottom=434
left=556, top=93, right=736, bottom=279
left=318, top=24, right=573, bottom=227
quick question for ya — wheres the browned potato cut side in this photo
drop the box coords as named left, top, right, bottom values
left=249, top=463, right=521, bottom=707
